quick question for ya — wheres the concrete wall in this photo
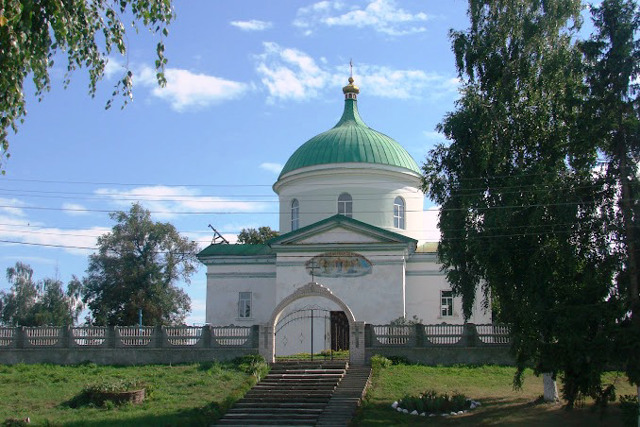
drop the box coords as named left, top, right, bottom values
left=365, top=323, right=513, bottom=365
left=0, top=325, right=258, bottom=365
left=365, top=347, right=514, bottom=365
left=0, top=323, right=513, bottom=367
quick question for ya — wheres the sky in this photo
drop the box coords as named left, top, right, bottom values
left=0, top=0, right=476, bottom=325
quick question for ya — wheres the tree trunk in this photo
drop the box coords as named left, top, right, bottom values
left=543, top=373, right=559, bottom=402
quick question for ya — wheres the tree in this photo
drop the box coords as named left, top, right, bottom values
left=0, top=262, right=82, bottom=326
left=0, top=0, right=173, bottom=171
left=82, top=203, right=198, bottom=325
left=237, top=226, right=279, bottom=245
left=422, top=0, right=622, bottom=407
left=581, top=0, right=640, bottom=417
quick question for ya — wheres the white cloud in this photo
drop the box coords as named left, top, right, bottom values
left=0, top=220, right=108, bottom=256
left=254, top=44, right=459, bottom=101
left=137, top=66, right=249, bottom=111
left=230, top=19, right=273, bottom=31
left=62, top=203, right=89, bottom=216
left=355, top=65, right=460, bottom=100
left=423, top=131, right=445, bottom=141
left=260, top=162, right=283, bottom=174
left=104, top=57, right=124, bottom=79
left=294, top=0, right=429, bottom=36
left=255, top=42, right=332, bottom=101
left=0, top=198, right=26, bottom=217
left=94, top=186, right=269, bottom=220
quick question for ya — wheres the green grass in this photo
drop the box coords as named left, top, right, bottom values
left=1, top=360, right=636, bottom=426
left=353, top=363, right=637, bottom=426
left=0, top=359, right=263, bottom=426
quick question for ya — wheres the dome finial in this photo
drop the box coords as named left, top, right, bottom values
left=343, top=59, right=359, bottom=99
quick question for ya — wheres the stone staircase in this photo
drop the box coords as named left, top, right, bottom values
left=215, top=360, right=371, bottom=426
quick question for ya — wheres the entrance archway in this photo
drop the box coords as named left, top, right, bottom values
left=259, top=282, right=366, bottom=365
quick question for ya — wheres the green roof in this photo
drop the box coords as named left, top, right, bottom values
left=197, top=244, right=274, bottom=258
left=278, top=98, right=420, bottom=178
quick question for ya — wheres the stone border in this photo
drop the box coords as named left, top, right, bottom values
left=391, top=398, right=481, bottom=418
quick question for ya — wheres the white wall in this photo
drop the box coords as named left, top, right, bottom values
left=274, top=164, right=427, bottom=242
left=405, top=254, right=492, bottom=325
left=204, top=260, right=276, bottom=326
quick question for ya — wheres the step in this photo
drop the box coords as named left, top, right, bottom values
left=215, top=362, right=362, bottom=426
left=221, top=413, right=319, bottom=421
left=234, top=402, right=328, bottom=409
left=227, top=408, right=324, bottom=415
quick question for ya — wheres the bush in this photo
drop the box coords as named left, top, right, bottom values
left=387, top=355, right=411, bottom=365
left=619, top=394, right=639, bottom=427
left=397, top=390, right=473, bottom=414
left=66, top=378, right=147, bottom=408
left=233, top=354, right=269, bottom=382
left=370, top=355, right=392, bottom=371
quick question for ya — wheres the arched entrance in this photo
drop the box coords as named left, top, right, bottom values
left=259, top=282, right=366, bottom=365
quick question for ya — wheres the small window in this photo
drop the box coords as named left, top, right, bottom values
left=393, top=196, right=405, bottom=229
left=291, top=199, right=299, bottom=231
left=441, top=290, right=453, bottom=317
left=238, top=292, right=252, bottom=318
left=338, top=193, right=352, bottom=218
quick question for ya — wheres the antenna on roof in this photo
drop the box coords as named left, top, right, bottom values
left=208, top=224, right=229, bottom=245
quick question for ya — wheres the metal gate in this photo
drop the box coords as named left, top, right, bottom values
left=275, top=304, right=349, bottom=360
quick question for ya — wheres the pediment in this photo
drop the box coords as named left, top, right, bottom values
left=268, top=215, right=417, bottom=249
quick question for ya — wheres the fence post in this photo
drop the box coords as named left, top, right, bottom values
left=63, top=325, right=72, bottom=348
left=462, top=323, right=477, bottom=347
left=202, top=325, right=212, bottom=348
left=108, top=326, right=117, bottom=348
left=16, top=327, right=25, bottom=349
left=155, top=325, right=164, bottom=348
left=251, top=325, right=260, bottom=349
left=415, top=323, right=424, bottom=347
left=364, top=324, right=372, bottom=348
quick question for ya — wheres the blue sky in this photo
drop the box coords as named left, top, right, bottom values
left=0, top=0, right=472, bottom=324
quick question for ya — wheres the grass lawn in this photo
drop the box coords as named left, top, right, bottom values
left=353, top=364, right=638, bottom=426
left=0, top=359, right=263, bottom=426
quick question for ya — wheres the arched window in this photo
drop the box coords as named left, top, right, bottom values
left=291, top=199, right=299, bottom=231
left=394, top=196, right=405, bottom=229
left=337, top=193, right=352, bottom=218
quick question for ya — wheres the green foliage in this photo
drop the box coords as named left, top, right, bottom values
left=1, top=262, right=82, bottom=326
left=399, top=390, right=471, bottom=414
left=581, top=0, right=640, bottom=390
left=389, top=315, right=422, bottom=325
left=67, top=378, right=146, bottom=408
left=82, top=203, right=198, bottom=326
left=236, top=226, right=279, bottom=245
left=0, top=0, right=173, bottom=172
left=370, top=354, right=392, bottom=372
left=423, top=0, right=628, bottom=408
left=619, top=394, right=639, bottom=427
left=387, top=355, right=411, bottom=365
left=233, top=354, right=269, bottom=382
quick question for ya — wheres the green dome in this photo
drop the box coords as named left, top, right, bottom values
left=278, top=93, right=420, bottom=178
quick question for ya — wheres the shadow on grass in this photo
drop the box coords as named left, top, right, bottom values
left=59, top=400, right=230, bottom=427
left=353, top=398, right=628, bottom=426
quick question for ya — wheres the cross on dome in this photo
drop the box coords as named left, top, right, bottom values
left=342, top=61, right=359, bottom=100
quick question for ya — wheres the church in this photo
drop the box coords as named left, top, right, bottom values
left=197, top=75, right=490, bottom=359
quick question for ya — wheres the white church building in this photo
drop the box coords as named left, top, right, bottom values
left=197, top=76, right=490, bottom=362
